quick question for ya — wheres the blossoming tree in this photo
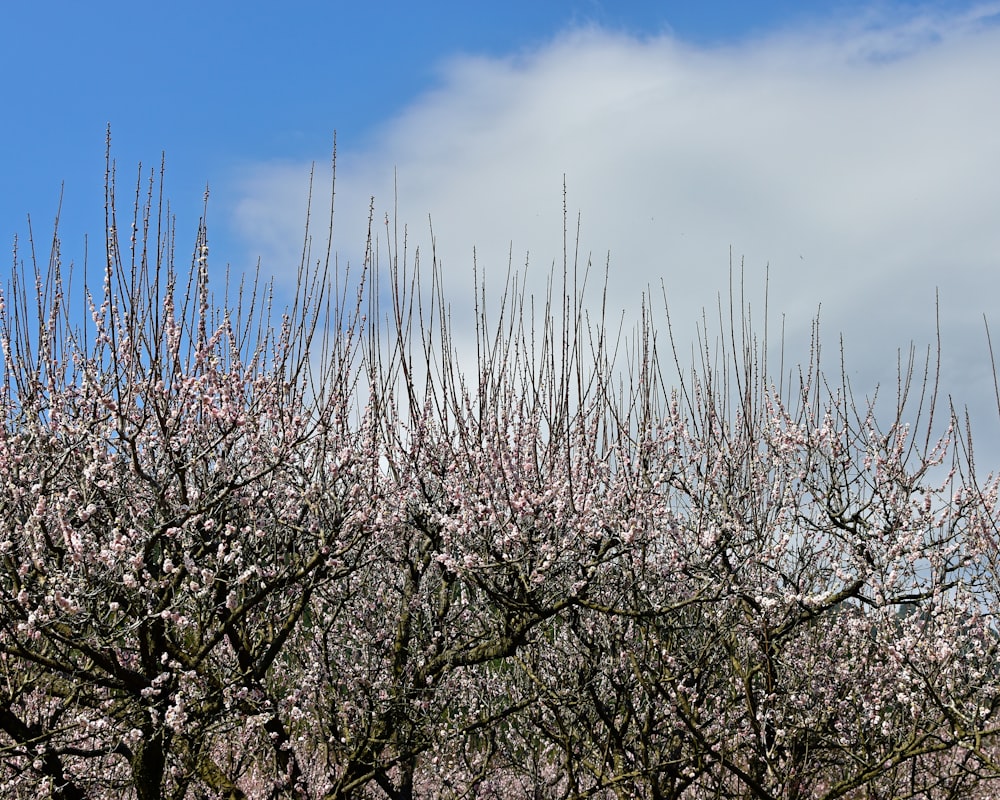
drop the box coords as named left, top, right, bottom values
left=2, top=156, right=999, bottom=799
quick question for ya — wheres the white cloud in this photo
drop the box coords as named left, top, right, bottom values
left=226, top=4, right=1000, bottom=461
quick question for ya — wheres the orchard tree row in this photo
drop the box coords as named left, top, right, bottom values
left=2, top=161, right=1000, bottom=799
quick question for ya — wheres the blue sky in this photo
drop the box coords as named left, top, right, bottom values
left=3, top=0, right=879, bottom=241
left=4, top=1, right=1000, bottom=458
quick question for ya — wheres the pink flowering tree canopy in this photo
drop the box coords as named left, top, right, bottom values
left=1, top=155, right=1000, bottom=799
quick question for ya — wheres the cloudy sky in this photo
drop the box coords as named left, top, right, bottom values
left=4, top=1, right=1000, bottom=463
